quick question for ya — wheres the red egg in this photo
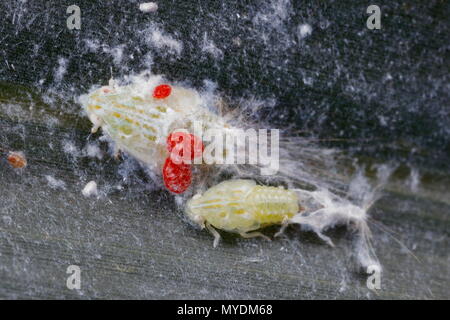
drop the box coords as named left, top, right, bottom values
left=162, top=157, right=192, bottom=194
left=153, top=84, right=172, bottom=99
left=167, top=132, right=204, bottom=163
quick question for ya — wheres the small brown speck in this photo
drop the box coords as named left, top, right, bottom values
left=7, top=151, right=27, bottom=169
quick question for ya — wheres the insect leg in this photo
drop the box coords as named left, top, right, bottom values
left=205, top=222, right=221, bottom=248
left=90, top=118, right=103, bottom=133
left=274, top=216, right=290, bottom=238
left=239, top=231, right=271, bottom=242
left=113, top=145, right=122, bottom=160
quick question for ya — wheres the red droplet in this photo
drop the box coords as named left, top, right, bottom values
left=153, top=84, right=172, bottom=99
left=162, top=157, right=192, bottom=194
left=167, top=132, right=204, bottom=162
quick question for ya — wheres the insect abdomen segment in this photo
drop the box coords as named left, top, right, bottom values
left=247, top=185, right=299, bottom=225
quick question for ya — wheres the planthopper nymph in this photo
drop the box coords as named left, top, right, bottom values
left=186, top=178, right=379, bottom=270
left=186, top=179, right=301, bottom=247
